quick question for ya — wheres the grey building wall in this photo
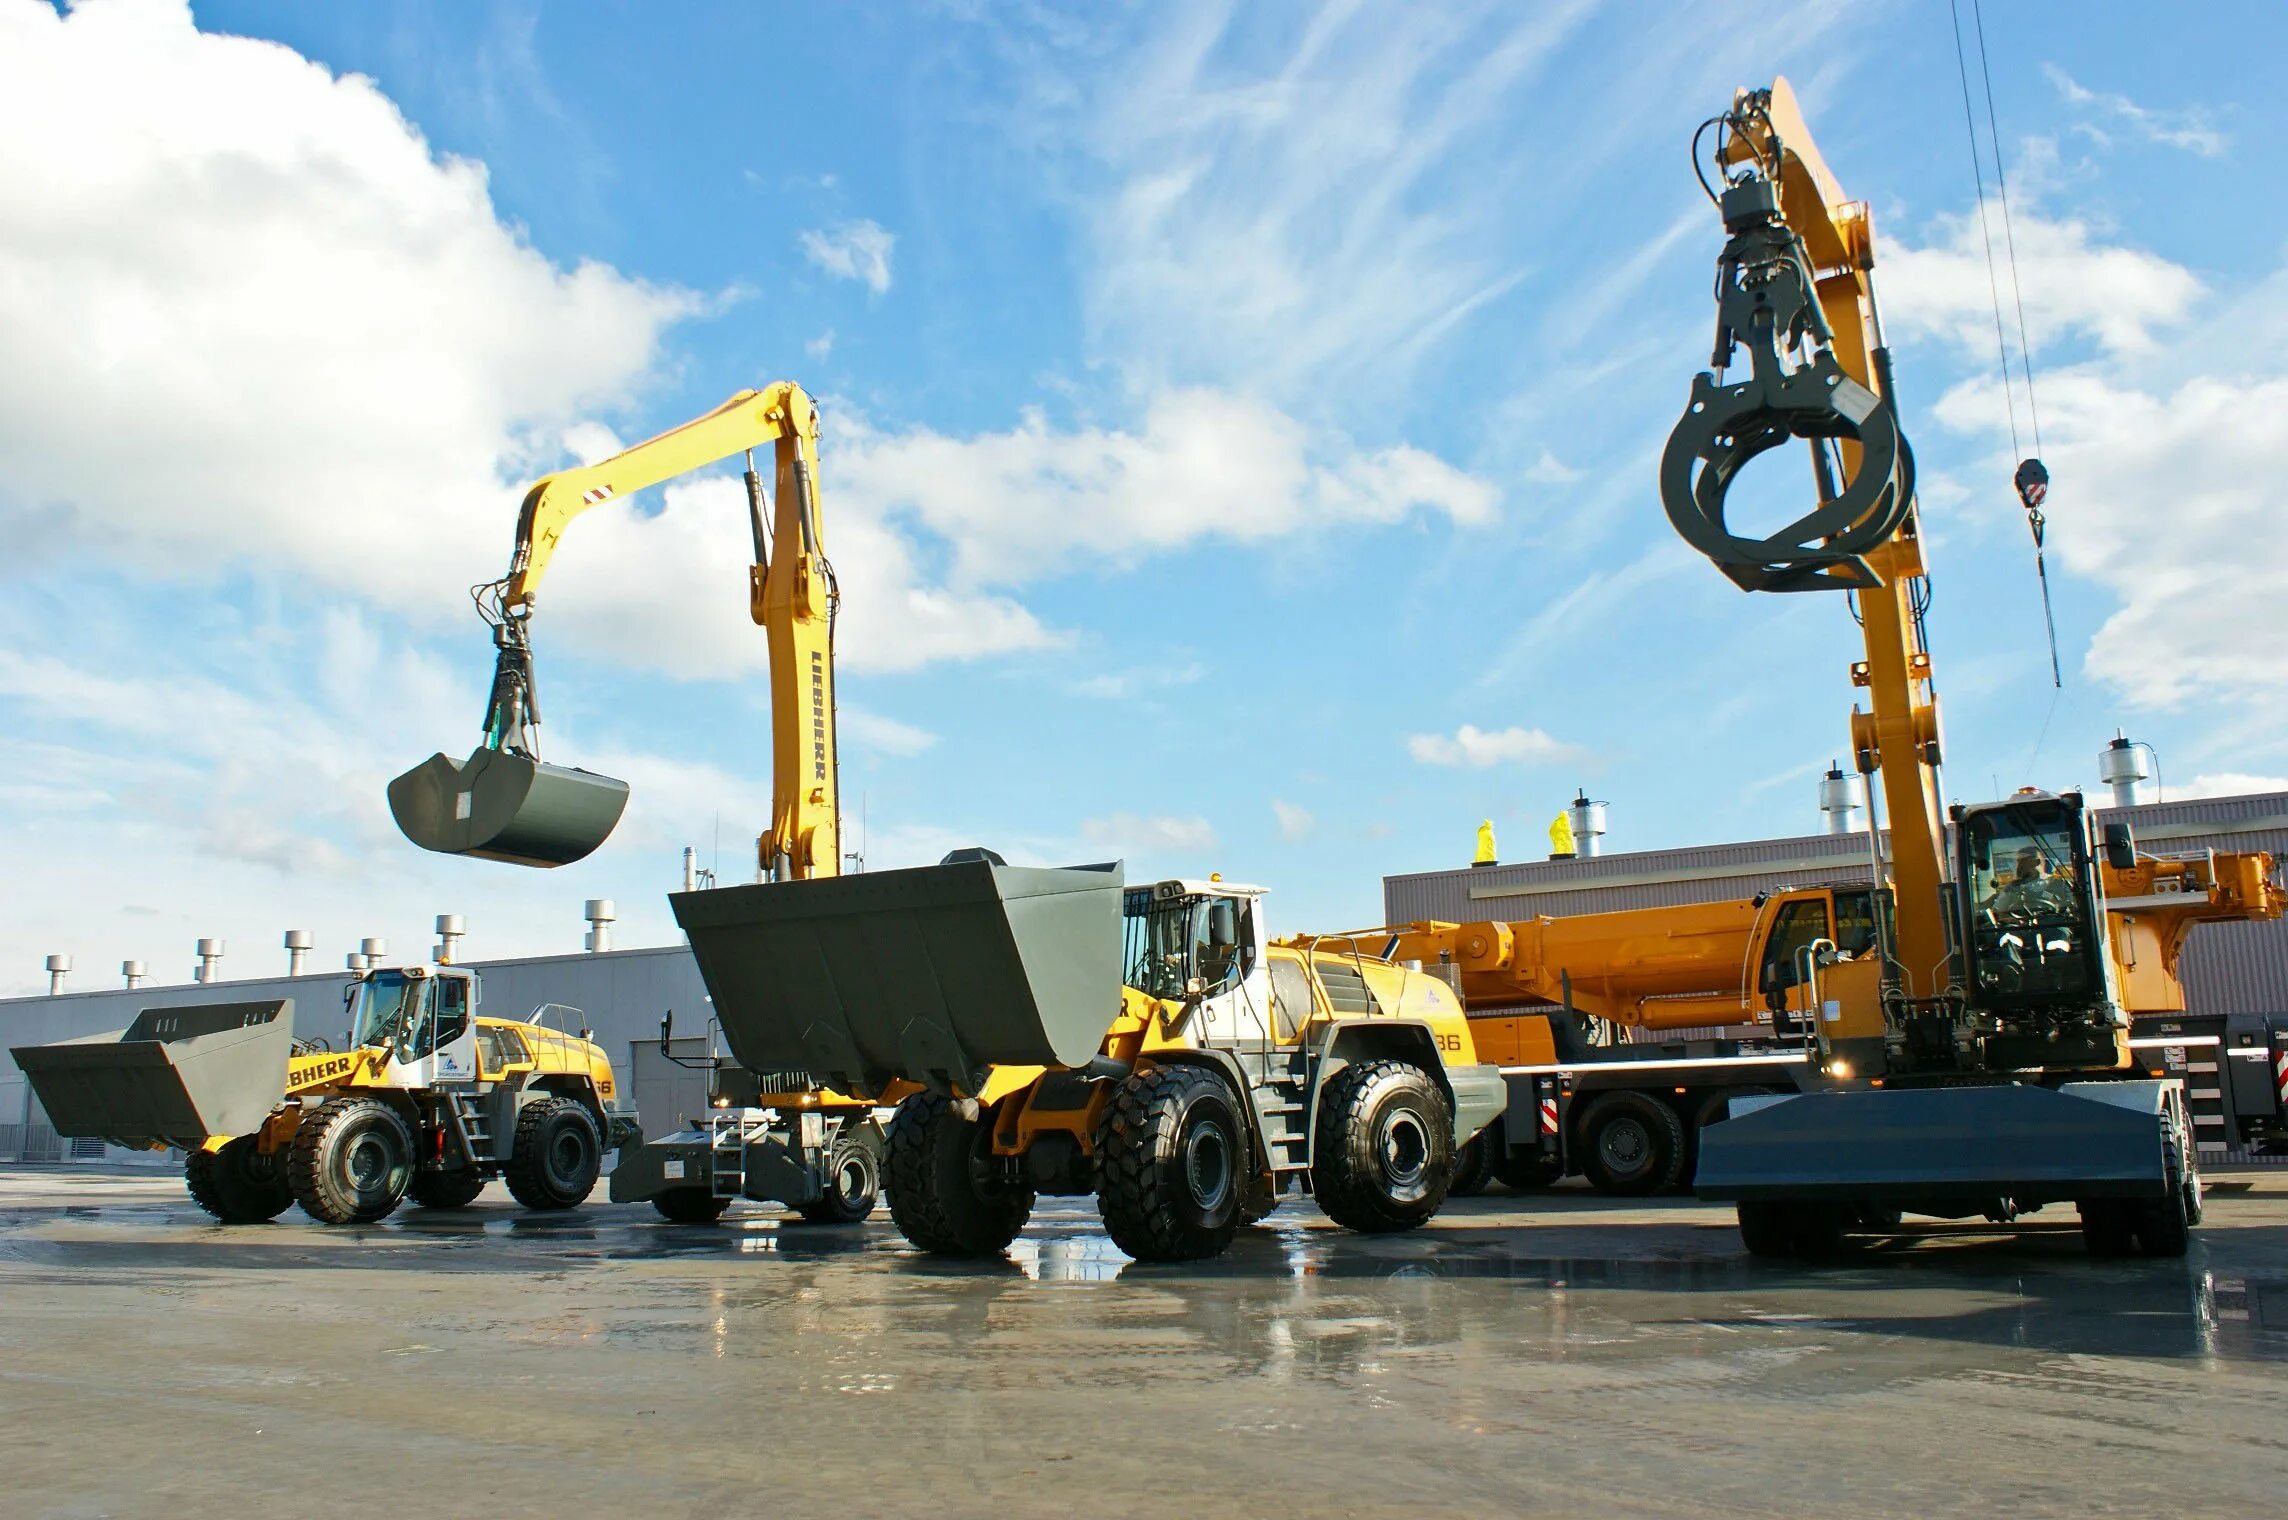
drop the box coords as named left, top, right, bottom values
left=1, top=944, right=715, bottom=1165
left=1383, top=790, right=2288, bottom=1019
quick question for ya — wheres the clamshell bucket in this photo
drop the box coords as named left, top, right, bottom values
left=10, top=1000, right=296, bottom=1148
left=671, top=859, right=1125, bottom=1099
left=388, top=746, right=630, bottom=868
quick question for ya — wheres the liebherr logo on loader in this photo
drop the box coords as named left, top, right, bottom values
left=290, top=1055, right=360, bottom=1090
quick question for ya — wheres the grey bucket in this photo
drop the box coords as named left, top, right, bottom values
left=388, top=746, right=630, bottom=868
left=10, top=1000, right=297, bottom=1148
left=671, top=859, right=1125, bottom=1099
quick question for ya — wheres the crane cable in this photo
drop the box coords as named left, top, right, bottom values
left=1949, top=0, right=2060, bottom=692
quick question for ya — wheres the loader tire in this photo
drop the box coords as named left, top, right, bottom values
left=1447, top=1133, right=1495, bottom=1197
left=654, top=1189, right=732, bottom=1224
left=1094, top=1064, right=1247, bottom=1262
left=796, top=1123, right=884, bottom=1224
left=185, top=1136, right=293, bottom=1224
left=408, top=1168, right=487, bottom=1210
left=884, top=1092, right=1033, bottom=1257
left=1311, top=1059, right=1453, bottom=1235
left=2132, top=1116, right=2195, bottom=1258
left=504, top=1097, right=603, bottom=1211
left=1575, top=1091, right=1687, bottom=1196
left=291, top=1098, right=414, bottom=1225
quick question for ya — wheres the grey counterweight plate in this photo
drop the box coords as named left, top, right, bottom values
left=11, top=1000, right=296, bottom=1147
left=671, top=860, right=1125, bottom=1098
left=388, top=746, right=630, bottom=868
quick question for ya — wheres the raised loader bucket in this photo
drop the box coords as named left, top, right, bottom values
left=671, top=859, right=1125, bottom=1098
left=388, top=746, right=630, bottom=868
left=10, top=1000, right=296, bottom=1148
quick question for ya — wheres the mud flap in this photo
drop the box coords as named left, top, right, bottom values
left=388, top=746, right=630, bottom=867
left=670, top=859, right=1125, bottom=1098
left=1694, top=1081, right=2180, bottom=1207
left=10, top=1000, right=296, bottom=1148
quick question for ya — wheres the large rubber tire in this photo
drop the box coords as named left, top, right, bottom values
left=290, top=1098, right=414, bottom=1225
left=504, top=1097, right=603, bottom=1211
left=1737, top=1201, right=1850, bottom=1259
left=1738, top=1201, right=1796, bottom=1259
left=1311, top=1060, right=1454, bottom=1234
left=184, top=1136, right=293, bottom=1223
left=796, top=1123, right=885, bottom=1224
left=2133, top=1115, right=2195, bottom=1258
left=2080, top=1199, right=2137, bottom=1258
left=1447, top=1133, right=1495, bottom=1198
left=654, top=1189, right=732, bottom=1224
left=1494, top=1147, right=1567, bottom=1191
left=884, top=1092, right=1034, bottom=1256
left=1575, top=1091, right=1688, bottom=1196
left=1094, top=1065, right=1248, bottom=1262
left=407, top=1168, right=487, bottom=1210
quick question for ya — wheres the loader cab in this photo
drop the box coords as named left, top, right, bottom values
left=1123, top=879, right=1274, bottom=1047
left=1956, top=791, right=2108, bottom=1018
left=345, top=966, right=482, bottom=1086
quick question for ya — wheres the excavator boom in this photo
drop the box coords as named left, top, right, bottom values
left=389, top=383, right=838, bottom=876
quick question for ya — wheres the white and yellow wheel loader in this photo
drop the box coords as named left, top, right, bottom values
left=11, top=964, right=639, bottom=1225
left=609, top=853, right=1508, bottom=1262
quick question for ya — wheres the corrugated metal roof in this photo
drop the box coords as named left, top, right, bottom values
left=1385, top=791, right=2288, bottom=1015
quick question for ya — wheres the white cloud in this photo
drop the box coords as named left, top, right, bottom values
left=2177, top=774, right=2288, bottom=801
left=1523, top=448, right=1582, bottom=485
left=1081, top=812, right=1219, bottom=854
left=1272, top=800, right=1315, bottom=841
left=1073, top=661, right=1205, bottom=700
left=835, top=387, right=1495, bottom=591
left=840, top=706, right=938, bottom=757
left=1407, top=724, right=1583, bottom=768
left=1884, top=204, right=2202, bottom=359
left=2044, top=65, right=2227, bottom=158
left=799, top=219, right=895, bottom=294
left=805, top=329, right=835, bottom=359
left=0, top=0, right=701, bottom=602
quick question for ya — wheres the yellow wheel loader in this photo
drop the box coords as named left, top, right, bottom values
left=11, top=965, right=639, bottom=1225
left=610, top=852, right=1507, bottom=1262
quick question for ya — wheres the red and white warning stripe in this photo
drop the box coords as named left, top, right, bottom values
left=582, top=485, right=616, bottom=504
left=1539, top=1097, right=1559, bottom=1134
left=2275, top=1048, right=2287, bottom=1109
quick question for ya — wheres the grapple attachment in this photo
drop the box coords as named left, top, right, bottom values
left=671, top=859, right=1125, bottom=1099
left=388, top=746, right=630, bottom=868
left=10, top=1000, right=296, bottom=1148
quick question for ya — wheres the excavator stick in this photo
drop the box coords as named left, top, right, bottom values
left=388, top=746, right=630, bottom=868
left=670, top=858, right=1126, bottom=1099
left=10, top=1000, right=296, bottom=1150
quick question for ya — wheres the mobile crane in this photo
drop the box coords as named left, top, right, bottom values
left=390, top=382, right=891, bottom=1225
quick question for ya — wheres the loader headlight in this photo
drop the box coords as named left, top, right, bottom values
left=1827, top=1059, right=1854, bottom=1079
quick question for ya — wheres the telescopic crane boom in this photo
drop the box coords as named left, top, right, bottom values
left=390, top=383, right=839, bottom=878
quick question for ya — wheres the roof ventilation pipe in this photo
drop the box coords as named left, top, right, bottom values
left=1818, top=762, right=1867, bottom=835
left=360, top=937, right=388, bottom=968
left=121, top=959, right=145, bottom=989
left=433, top=915, right=465, bottom=965
left=194, top=939, right=224, bottom=985
left=1567, top=791, right=1608, bottom=858
left=584, top=899, right=616, bottom=954
left=346, top=951, right=370, bottom=974
left=2098, top=732, right=2156, bottom=809
left=284, top=929, right=313, bottom=977
left=45, top=954, right=70, bottom=994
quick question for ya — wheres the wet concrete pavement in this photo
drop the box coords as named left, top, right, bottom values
left=3, top=1169, right=2285, bottom=1519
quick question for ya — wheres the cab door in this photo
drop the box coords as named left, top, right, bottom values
left=381, top=974, right=479, bottom=1088
left=1186, top=897, right=1275, bottom=1049
left=1755, top=892, right=1835, bottom=1037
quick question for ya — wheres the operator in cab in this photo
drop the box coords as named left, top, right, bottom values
left=1987, top=845, right=2066, bottom=918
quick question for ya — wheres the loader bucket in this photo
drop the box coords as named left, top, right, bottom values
left=670, top=859, right=1125, bottom=1099
left=9, top=1000, right=296, bottom=1148
left=387, top=745, right=630, bottom=868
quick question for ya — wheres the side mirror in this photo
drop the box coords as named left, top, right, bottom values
left=1185, top=976, right=1206, bottom=999
left=1966, top=839, right=1989, bottom=872
left=2103, top=822, right=2136, bottom=872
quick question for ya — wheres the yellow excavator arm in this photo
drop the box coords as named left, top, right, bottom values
left=390, top=382, right=839, bottom=878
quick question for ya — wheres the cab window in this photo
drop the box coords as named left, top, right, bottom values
left=432, top=976, right=470, bottom=1050
left=1832, top=890, right=1877, bottom=956
left=1759, top=898, right=1832, bottom=994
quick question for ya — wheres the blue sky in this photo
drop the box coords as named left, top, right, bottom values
left=5, top=0, right=2287, bottom=993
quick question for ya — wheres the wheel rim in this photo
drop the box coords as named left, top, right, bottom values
left=837, top=1154, right=875, bottom=1206
left=347, top=1133, right=392, bottom=1192
left=551, top=1128, right=588, bottom=1182
left=1183, top=1116, right=1233, bottom=1211
left=1378, top=1109, right=1430, bottom=1190
left=1599, top=1117, right=1651, bottom=1177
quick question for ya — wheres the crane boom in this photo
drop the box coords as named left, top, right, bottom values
left=390, top=382, right=839, bottom=879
